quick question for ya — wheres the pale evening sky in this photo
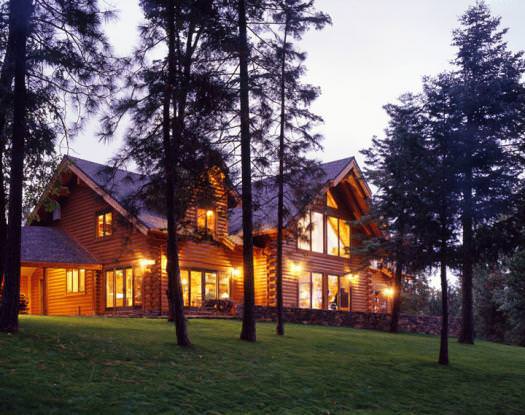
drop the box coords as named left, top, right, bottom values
left=71, top=0, right=525, bottom=168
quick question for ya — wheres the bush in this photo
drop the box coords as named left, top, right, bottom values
left=203, top=299, right=234, bottom=313
left=0, top=290, right=29, bottom=314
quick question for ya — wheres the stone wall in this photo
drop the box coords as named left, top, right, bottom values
left=237, top=305, right=460, bottom=337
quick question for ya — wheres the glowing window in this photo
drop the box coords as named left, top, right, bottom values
left=297, top=212, right=311, bottom=250
left=327, top=275, right=339, bottom=309
left=312, top=272, right=323, bottom=309
left=327, top=216, right=339, bottom=256
left=327, top=191, right=338, bottom=209
left=190, top=271, right=202, bottom=307
left=66, top=269, right=85, bottom=294
left=105, top=267, right=142, bottom=308
left=218, top=272, right=230, bottom=300
left=298, top=273, right=311, bottom=308
left=96, top=212, right=112, bottom=238
left=311, top=212, right=324, bottom=253
left=197, top=208, right=216, bottom=234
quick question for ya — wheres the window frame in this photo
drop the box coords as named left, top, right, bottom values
left=196, top=208, right=217, bottom=236
left=66, top=269, right=86, bottom=295
left=181, top=268, right=231, bottom=307
left=96, top=210, right=113, bottom=239
left=105, top=266, right=142, bottom=309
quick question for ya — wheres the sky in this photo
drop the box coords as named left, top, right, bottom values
left=71, top=0, right=525, bottom=168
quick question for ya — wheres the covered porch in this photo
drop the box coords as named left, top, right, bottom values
left=21, top=227, right=102, bottom=316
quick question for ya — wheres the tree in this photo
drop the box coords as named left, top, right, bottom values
left=450, top=1, right=525, bottom=344
left=102, top=0, right=237, bottom=346
left=253, top=0, right=329, bottom=336
left=0, top=0, right=115, bottom=332
left=0, top=0, right=32, bottom=332
left=361, top=94, right=428, bottom=333
left=501, top=250, right=525, bottom=346
left=237, top=0, right=257, bottom=342
left=420, top=73, right=462, bottom=365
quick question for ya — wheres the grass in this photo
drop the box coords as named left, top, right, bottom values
left=0, top=317, right=524, bottom=415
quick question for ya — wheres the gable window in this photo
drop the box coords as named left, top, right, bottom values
left=327, top=216, right=350, bottom=258
left=105, top=267, right=142, bottom=308
left=297, top=211, right=324, bottom=253
left=97, top=211, right=112, bottom=238
left=197, top=208, right=216, bottom=235
left=327, top=191, right=339, bottom=209
left=66, top=269, right=85, bottom=294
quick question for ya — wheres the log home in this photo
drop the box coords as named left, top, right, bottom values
left=19, top=155, right=393, bottom=317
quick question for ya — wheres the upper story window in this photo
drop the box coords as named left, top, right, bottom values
left=327, top=191, right=339, bottom=209
left=297, top=211, right=324, bottom=253
left=96, top=211, right=112, bottom=238
left=327, top=216, right=350, bottom=258
left=66, top=269, right=85, bottom=294
left=197, top=208, right=216, bottom=235
left=298, top=210, right=350, bottom=257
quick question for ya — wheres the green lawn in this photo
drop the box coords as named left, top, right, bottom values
left=0, top=317, right=524, bottom=414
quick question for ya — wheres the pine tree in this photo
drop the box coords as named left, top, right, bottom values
left=361, top=93, right=428, bottom=333
left=449, top=2, right=525, bottom=344
left=252, top=0, right=329, bottom=336
left=0, top=0, right=115, bottom=332
left=102, top=0, right=236, bottom=346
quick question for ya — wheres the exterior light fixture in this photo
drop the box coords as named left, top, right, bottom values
left=383, top=287, right=394, bottom=298
left=290, top=262, right=303, bottom=275
left=231, top=267, right=241, bottom=278
left=139, top=258, right=155, bottom=268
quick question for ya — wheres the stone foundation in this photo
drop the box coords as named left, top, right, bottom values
left=237, top=305, right=460, bottom=337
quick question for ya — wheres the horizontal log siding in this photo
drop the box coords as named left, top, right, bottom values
left=159, top=240, right=244, bottom=313
left=265, top=235, right=372, bottom=311
left=52, top=181, right=156, bottom=266
left=45, top=268, right=95, bottom=316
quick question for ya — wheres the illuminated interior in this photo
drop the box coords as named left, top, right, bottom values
left=96, top=211, right=112, bottom=238
left=105, top=267, right=143, bottom=308
left=66, top=269, right=85, bottom=294
left=197, top=208, right=216, bottom=234
left=183, top=269, right=230, bottom=307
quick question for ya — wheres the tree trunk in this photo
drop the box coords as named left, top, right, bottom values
left=459, top=165, right=474, bottom=344
left=275, top=16, right=289, bottom=337
left=438, top=243, right=449, bottom=365
left=238, top=0, right=256, bottom=342
left=390, top=259, right=402, bottom=333
left=162, top=0, right=190, bottom=347
left=0, top=23, right=16, bottom=290
left=0, top=0, right=32, bottom=332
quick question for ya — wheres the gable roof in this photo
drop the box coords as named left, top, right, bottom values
left=67, top=156, right=167, bottom=231
left=21, top=226, right=98, bottom=266
left=228, top=156, right=370, bottom=234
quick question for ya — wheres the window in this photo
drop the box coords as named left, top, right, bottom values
left=298, top=211, right=324, bottom=253
left=297, top=213, right=311, bottom=250
left=327, top=191, right=338, bottom=209
left=105, top=267, right=142, bottom=308
left=298, top=273, right=311, bottom=308
left=197, top=208, right=216, bottom=235
left=327, top=216, right=351, bottom=258
left=327, top=275, right=339, bottom=309
left=311, top=212, right=324, bottom=253
left=97, top=212, right=112, bottom=238
left=182, top=269, right=230, bottom=307
left=66, top=269, right=85, bottom=294
left=298, top=271, right=323, bottom=309
left=312, top=272, right=323, bottom=309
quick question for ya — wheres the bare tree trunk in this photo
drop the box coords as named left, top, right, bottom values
left=238, top=0, right=256, bottom=342
left=275, top=16, right=289, bottom=337
left=162, top=0, right=190, bottom=347
left=438, top=240, right=449, bottom=365
left=390, top=258, right=402, bottom=333
left=459, top=164, right=474, bottom=344
left=0, top=0, right=32, bottom=332
left=0, top=26, right=16, bottom=290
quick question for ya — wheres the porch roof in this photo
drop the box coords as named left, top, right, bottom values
left=21, top=226, right=99, bottom=267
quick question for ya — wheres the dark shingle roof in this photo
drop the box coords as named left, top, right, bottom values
left=21, top=226, right=97, bottom=265
left=68, top=156, right=167, bottom=230
left=66, top=155, right=356, bottom=235
left=228, top=157, right=355, bottom=234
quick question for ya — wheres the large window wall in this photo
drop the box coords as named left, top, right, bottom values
left=298, top=272, right=354, bottom=311
left=298, top=210, right=351, bottom=258
left=181, top=269, right=230, bottom=307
